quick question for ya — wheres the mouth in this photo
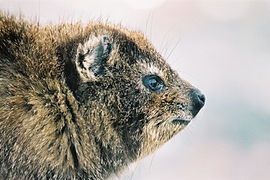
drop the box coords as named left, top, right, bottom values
left=171, top=118, right=191, bottom=125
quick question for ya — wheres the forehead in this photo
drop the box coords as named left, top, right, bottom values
left=107, top=27, right=159, bottom=57
left=112, top=26, right=156, bottom=51
left=95, top=24, right=177, bottom=79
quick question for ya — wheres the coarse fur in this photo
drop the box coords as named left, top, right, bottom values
left=0, top=13, right=205, bottom=180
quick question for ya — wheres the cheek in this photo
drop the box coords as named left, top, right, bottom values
left=144, top=91, right=180, bottom=117
left=137, top=90, right=192, bottom=158
left=138, top=120, right=184, bottom=158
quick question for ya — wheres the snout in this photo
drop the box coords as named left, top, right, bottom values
left=190, top=88, right=205, bottom=116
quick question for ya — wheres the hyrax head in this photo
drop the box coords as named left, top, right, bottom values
left=69, top=25, right=205, bottom=160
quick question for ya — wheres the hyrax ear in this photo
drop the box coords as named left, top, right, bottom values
left=75, top=35, right=113, bottom=82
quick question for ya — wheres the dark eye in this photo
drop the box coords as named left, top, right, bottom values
left=142, top=75, right=164, bottom=93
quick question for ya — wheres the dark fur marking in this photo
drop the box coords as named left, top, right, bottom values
left=70, top=142, right=79, bottom=169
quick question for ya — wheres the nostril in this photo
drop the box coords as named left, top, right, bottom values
left=190, top=88, right=205, bottom=116
left=198, top=93, right=205, bottom=105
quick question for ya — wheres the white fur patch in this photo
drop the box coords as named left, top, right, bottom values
left=138, top=62, right=164, bottom=77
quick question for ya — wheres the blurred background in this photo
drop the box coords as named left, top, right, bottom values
left=1, top=0, right=270, bottom=179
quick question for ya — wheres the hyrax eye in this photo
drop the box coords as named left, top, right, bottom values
left=142, top=75, right=164, bottom=93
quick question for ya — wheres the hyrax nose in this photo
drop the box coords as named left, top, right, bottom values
left=191, top=88, right=205, bottom=116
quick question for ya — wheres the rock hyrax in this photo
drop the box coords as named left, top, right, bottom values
left=0, top=13, right=205, bottom=180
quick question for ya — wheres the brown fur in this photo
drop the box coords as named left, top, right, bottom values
left=0, top=13, right=205, bottom=179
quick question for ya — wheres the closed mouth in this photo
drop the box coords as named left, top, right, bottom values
left=171, top=119, right=191, bottom=125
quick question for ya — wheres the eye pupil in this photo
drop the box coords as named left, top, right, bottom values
left=149, top=79, right=157, bottom=88
left=142, top=75, right=164, bottom=93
